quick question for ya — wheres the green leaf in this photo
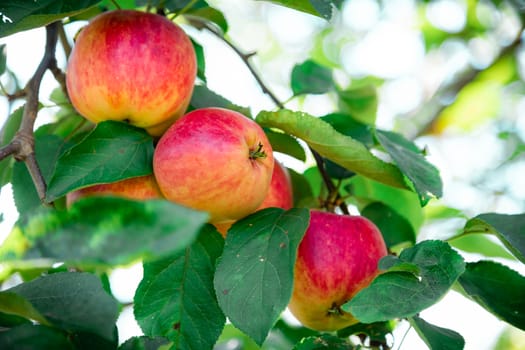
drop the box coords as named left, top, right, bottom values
left=191, top=38, right=206, bottom=82
left=337, top=85, right=378, bottom=125
left=0, top=44, right=6, bottom=75
left=347, top=176, right=424, bottom=233
left=449, top=234, right=515, bottom=261
left=0, top=291, right=48, bottom=325
left=214, top=208, right=310, bottom=345
left=189, top=85, right=251, bottom=116
left=0, top=324, right=73, bottom=349
left=256, top=0, right=340, bottom=20
left=134, top=225, right=225, bottom=349
left=410, top=315, right=465, bottom=350
left=119, top=336, right=170, bottom=350
left=291, top=60, right=334, bottom=96
left=458, top=261, right=525, bottom=330
left=264, top=128, right=306, bottom=161
left=376, top=129, right=443, bottom=205
left=186, top=6, right=229, bottom=33
left=12, top=134, right=66, bottom=215
left=70, top=327, right=119, bottom=350
left=0, top=1, right=100, bottom=38
left=293, top=334, right=353, bottom=349
left=0, top=106, right=24, bottom=189
left=463, top=213, right=525, bottom=263
left=336, top=321, right=395, bottom=343
left=5, top=272, right=118, bottom=340
left=0, top=197, right=208, bottom=267
left=343, top=240, right=466, bottom=323
left=321, top=113, right=375, bottom=147
left=46, top=121, right=154, bottom=202
left=361, top=202, right=416, bottom=248
left=256, top=109, right=409, bottom=190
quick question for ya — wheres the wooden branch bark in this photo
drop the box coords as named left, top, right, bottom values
left=0, top=22, right=60, bottom=204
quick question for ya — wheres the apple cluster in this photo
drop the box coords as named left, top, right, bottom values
left=65, top=9, right=387, bottom=333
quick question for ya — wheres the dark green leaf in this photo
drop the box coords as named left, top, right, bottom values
left=324, top=158, right=355, bottom=179
left=6, top=272, right=118, bottom=340
left=343, top=240, right=465, bottom=323
left=463, top=213, right=525, bottom=263
left=191, top=38, right=206, bottom=83
left=293, top=334, right=354, bottom=349
left=410, top=315, right=465, bottom=350
left=186, top=6, right=228, bottom=33
left=0, top=311, right=31, bottom=328
left=376, top=129, right=443, bottom=205
left=0, top=324, right=73, bottom=349
left=0, top=44, right=6, bottom=75
left=291, top=60, right=334, bottom=96
left=0, top=291, right=48, bottom=325
left=135, top=225, right=225, bottom=349
left=70, top=327, right=119, bottom=350
left=256, top=110, right=409, bottom=191
left=46, top=121, right=154, bottom=202
left=321, top=113, right=375, bottom=147
left=12, top=134, right=65, bottom=215
left=256, top=0, right=340, bottom=20
left=459, top=261, right=525, bottom=330
left=265, top=128, right=306, bottom=161
left=135, top=0, right=208, bottom=12
left=119, top=336, right=170, bottom=350
left=347, top=176, right=424, bottom=233
left=337, top=321, right=395, bottom=343
left=337, top=85, right=378, bottom=125
left=289, top=168, right=315, bottom=207
left=361, top=202, right=416, bottom=248
left=214, top=208, right=310, bottom=345
left=0, top=1, right=100, bottom=38
left=0, top=197, right=208, bottom=267
left=189, top=85, right=251, bottom=116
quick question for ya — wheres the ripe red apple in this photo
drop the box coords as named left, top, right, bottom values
left=66, top=10, right=196, bottom=136
left=257, top=160, right=293, bottom=211
left=153, top=107, right=274, bottom=224
left=288, top=210, right=388, bottom=331
left=66, top=175, right=163, bottom=207
left=213, top=160, right=293, bottom=237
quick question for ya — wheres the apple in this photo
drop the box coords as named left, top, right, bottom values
left=66, top=10, right=196, bottom=136
left=153, top=107, right=274, bottom=224
left=214, top=160, right=293, bottom=237
left=66, top=175, right=163, bottom=207
left=257, top=160, right=293, bottom=211
left=288, top=210, right=387, bottom=331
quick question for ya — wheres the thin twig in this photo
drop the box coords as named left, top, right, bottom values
left=57, top=21, right=71, bottom=58
left=0, top=22, right=60, bottom=204
left=189, top=16, right=349, bottom=213
left=188, top=16, right=284, bottom=108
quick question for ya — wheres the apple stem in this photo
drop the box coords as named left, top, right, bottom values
left=249, top=142, right=266, bottom=160
left=327, top=303, right=344, bottom=317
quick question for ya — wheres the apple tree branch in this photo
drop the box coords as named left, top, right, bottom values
left=0, top=22, right=60, bottom=204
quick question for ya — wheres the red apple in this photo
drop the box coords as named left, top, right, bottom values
left=214, top=160, right=293, bottom=237
left=288, top=210, right=388, bottom=331
left=66, top=175, right=163, bottom=207
left=66, top=10, right=196, bottom=136
left=257, top=160, right=293, bottom=211
left=153, top=107, right=274, bottom=224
